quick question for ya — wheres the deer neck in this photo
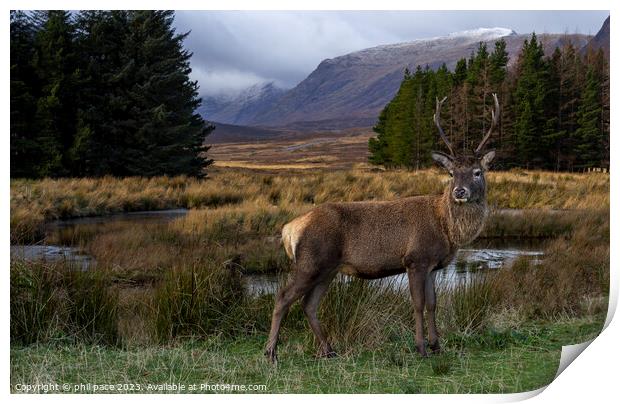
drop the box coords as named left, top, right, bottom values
left=441, top=188, right=488, bottom=247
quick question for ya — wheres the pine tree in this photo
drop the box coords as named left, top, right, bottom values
left=490, top=39, right=509, bottom=87
left=544, top=47, right=565, bottom=170
left=451, top=59, right=469, bottom=151
left=114, top=11, right=213, bottom=177
left=574, top=67, right=603, bottom=168
left=599, top=53, right=610, bottom=169
left=31, top=10, right=80, bottom=176
left=71, top=10, right=131, bottom=176
left=428, top=64, right=452, bottom=157
left=10, top=10, right=214, bottom=178
left=463, top=42, right=494, bottom=152
left=453, top=58, right=467, bottom=85
left=585, top=48, right=610, bottom=169
left=10, top=11, right=39, bottom=177
left=512, top=33, right=549, bottom=168
left=371, top=68, right=411, bottom=167
left=368, top=106, right=390, bottom=166
left=546, top=43, right=583, bottom=170
left=489, top=39, right=509, bottom=153
left=368, top=65, right=449, bottom=169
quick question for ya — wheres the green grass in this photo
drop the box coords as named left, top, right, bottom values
left=10, top=314, right=604, bottom=394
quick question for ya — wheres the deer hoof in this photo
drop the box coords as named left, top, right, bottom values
left=317, top=350, right=338, bottom=359
left=264, top=348, right=278, bottom=364
left=416, top=345, right=429, bottom=358
left=429, top=341, right=441, bottom=354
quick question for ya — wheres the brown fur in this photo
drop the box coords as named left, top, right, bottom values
left=265, top=96, right=498, bottom=363
left=265, top=169, right=491, bottom=362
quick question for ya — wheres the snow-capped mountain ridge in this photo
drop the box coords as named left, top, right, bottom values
left=206, top=81, right=286, bottom=102
left=447, top=27, right=517, bottom=39
left=200, top=81, right=287, bottom=124
left=236, top=81, right=286, bottom=102
left=326, top=27, right=518, bottom=62
left=201, top=27, right=593, bottom=129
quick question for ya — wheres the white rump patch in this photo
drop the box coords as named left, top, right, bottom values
left=282, top=212, right=313, bottom=262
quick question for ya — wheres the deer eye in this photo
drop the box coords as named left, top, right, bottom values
left=448, top=171, right=454, bottom=177
left=473, top=169, right=482, bottom=178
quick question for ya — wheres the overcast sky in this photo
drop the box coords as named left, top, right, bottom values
left=172, top=10, right=609, bottom=96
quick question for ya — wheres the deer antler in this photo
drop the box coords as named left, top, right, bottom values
left=433, top=96, right=454, bottom=157
left=475, top=93, right=500, bottom=154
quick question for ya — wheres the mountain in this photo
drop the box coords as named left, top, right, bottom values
left=199, top=81, right=287, bottom=124
left=201, top=28, right=591, bottom=130
left=581, top=15, right=609, bottom=57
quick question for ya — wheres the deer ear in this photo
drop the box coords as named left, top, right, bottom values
left=431, top=152, right=454, bottom=171
left=480, top=150, right=495, bottom=170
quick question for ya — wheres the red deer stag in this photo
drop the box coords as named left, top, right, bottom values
left=265, top=94, right=500, bottom=362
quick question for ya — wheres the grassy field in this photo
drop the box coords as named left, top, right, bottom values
left=208, top=129, right=373, bottom=170
left=10, top=168, right=609, bottom=243
left=10, top=315, right=604, bottom=393
left=9, top=168, right=610, bottom=393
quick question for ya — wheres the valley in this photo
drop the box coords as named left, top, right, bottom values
left=208, top=127, right=374, bottom=170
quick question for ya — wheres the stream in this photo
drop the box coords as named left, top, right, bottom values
left=11, top=208, right=544, bottom=293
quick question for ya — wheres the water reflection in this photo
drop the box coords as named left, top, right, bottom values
left=11, top=208, right=544, bottom=295
left=242, top=245, right=543, bottom=296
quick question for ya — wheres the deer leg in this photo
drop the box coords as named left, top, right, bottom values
left=425, top=271, right=440, bottom=354
left=301, top=272, right=337, bottom=358
left=265, top=272, right=312, bottom=364
left=407, top=267, right=428, bottom=357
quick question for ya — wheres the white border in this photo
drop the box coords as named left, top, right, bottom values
left=3, top=1, right=617, bottom=403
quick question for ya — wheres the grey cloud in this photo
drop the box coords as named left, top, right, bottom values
left=173, top=10, right=609, bottom=96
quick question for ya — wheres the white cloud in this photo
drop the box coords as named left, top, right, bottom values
left=190, top=67, right=271, bottom=96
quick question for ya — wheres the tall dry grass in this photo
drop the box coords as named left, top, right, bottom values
left=10, top=208, right=608, bottom=350
left=492, top=210, right=609, bottom=318
left=11, top=169, right=609, bottom=242
left=316, top=277, right=413, bottom=351
left=10, top=261, right=119, bottom=345
left=10, top=169, right=609, bottom=352
left=57, top=205, right=602, bottom=283
left=153, top=260, right=246, bottom=342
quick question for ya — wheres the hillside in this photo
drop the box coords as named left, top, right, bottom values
left=201, top=29, right=591, bottom=130
left=581, top=15, right=610, bottom=56
left=200, top=82, right=287, bottom=125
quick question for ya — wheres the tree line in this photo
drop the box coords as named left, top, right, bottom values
left=10, top=10, right=213, bottom=178
left=369, top=34, right=609, bottom=171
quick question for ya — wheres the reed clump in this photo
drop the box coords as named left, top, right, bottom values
left=153, top=260, right=246, bottom=342
left=493, top=210, right=609, bottom=318
left=10, top=260, right=119, bottom=346
left=317, top=277, right=413, bottom=350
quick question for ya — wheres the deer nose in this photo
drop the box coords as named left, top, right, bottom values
left=453, top=187, right=469, bottom=200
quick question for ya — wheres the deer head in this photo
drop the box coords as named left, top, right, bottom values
left=431, top=94, right=499, bottom=204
